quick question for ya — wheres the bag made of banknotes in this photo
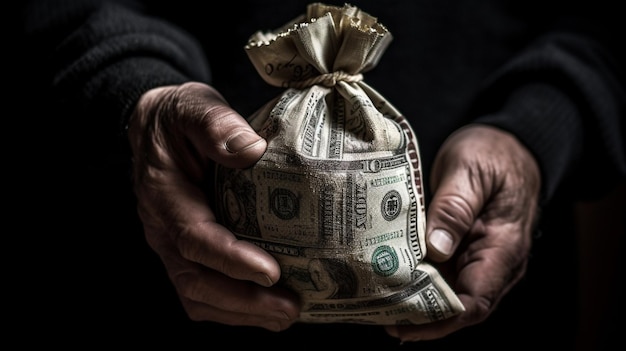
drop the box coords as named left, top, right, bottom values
left=215, top=2, right=464, bottom=325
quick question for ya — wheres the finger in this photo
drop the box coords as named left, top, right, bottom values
left=142, top=204, right=282, bottom=287
left=153, top=229, right=300, bottom=330
left=176, top=268, right=300, bottom=331
left=182, top=298, right=295, bottom=332
left=176, top=82, right=267, bottom=169
left=176, top=220, right=283, bottom=287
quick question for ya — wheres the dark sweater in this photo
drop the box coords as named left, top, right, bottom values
left=20, top=0, right=625, bottom=349
left=22, top=0, right=626, bottom=202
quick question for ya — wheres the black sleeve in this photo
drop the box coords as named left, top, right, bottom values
left=21, top=0, right=210, bottom=148
left=471, top=7, right=626, bottom=203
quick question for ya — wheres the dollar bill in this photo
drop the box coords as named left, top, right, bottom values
left=215, top=2, right=465, bottom=325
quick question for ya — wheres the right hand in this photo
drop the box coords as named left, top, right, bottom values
left=127, top=82, right=301, bottom=331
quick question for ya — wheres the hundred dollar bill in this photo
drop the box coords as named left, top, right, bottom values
left=215, top=2, right=465, bottom=325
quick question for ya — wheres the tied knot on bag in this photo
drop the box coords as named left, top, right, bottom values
left=287, top=71, right=363, bottom=89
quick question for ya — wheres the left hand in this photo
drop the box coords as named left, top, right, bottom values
left=385, top=124, right=541, bottom=341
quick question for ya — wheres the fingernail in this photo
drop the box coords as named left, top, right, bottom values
left=225, top=131, right=264, bottom=154
left=429, top=229, right=453, bottom=255
left=253, top=273, right=274, bottom=287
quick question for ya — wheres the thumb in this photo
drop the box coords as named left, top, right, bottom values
left=426, top=153, right=486, bottom=263
left=179, top=82, right=267, bottom=169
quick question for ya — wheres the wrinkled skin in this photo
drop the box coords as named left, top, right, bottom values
left=128, top=82, right=541, bottom=339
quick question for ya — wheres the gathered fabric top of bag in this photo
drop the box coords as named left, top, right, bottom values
left=245, top=2, right=392, bottom=89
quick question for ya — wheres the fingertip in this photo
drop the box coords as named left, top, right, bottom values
left=245, top=254, right=282, bottom=286
left=223, top=131, right=267, bottom=168
left=252, top=272, right=275, bottom=287
left=225, top=131, right=266, bottom=154
left=428, top=229, right=454, bottom=258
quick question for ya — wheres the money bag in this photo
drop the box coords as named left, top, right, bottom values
left=215, top=2, right=464, bottom=325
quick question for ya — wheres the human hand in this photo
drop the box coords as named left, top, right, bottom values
left=127, top=82, right=300, bottom=331
left=385, top=124, right=541, bottom=341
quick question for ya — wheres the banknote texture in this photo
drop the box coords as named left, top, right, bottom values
left=215, top=2, right=465, bottom=325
